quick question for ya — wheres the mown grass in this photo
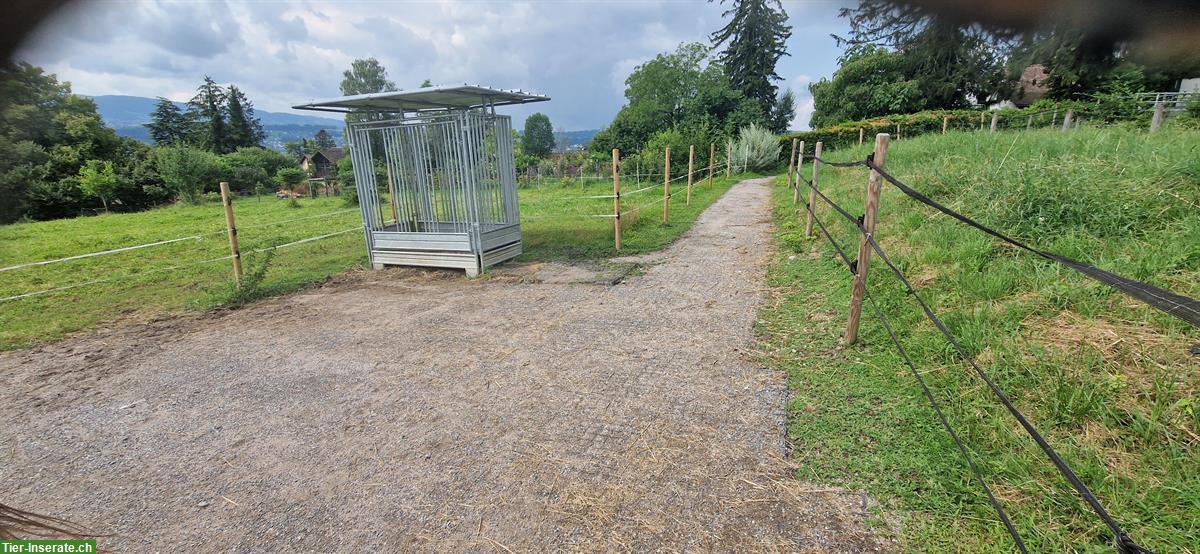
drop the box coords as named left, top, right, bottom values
left=516, top=172, right=751, bottom=260
left=759, top=126, right=1199, bottom=551
left=0, top=172, right=749, bottom=350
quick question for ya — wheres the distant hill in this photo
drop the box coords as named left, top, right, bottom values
left=517, top=128, right=599, bottom=149
left=88, top=95, right=344, bottom=151
left=91, top=95, right=598, bottom=153
left=555, top=129, right=598, bottom=148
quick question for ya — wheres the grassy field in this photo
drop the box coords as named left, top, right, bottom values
left=0, top=172, right=749, bottom=350
left=760, top=127, right=1199, bottom=551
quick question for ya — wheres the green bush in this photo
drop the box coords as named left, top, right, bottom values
left=732, top=124, right=781, bottom=171
left=154, top=146, right=226, bottom=204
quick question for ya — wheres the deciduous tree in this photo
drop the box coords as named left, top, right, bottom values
left=78, top=160, right=118, bottom=212
left=522, top=113, right=555, bottom=157
left=340, top=58, right=397, bottom=124
left=769, top=89, right=796, bottom=133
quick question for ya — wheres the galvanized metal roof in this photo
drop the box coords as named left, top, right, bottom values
left=292, top=84, right=549, bottom=114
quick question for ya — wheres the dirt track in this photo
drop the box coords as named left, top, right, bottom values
left=0, top=178, right=888, bottom=552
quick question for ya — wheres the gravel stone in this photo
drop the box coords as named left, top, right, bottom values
left=1, top=178, right=891, bottom=551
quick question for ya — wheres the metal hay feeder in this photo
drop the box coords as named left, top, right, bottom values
left=294, top=85, right=549, bottom=277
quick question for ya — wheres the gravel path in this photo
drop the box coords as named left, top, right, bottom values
left=1, top=178, right=887, bottom=552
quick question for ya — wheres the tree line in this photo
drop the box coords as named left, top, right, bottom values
left=586, top=0, right=795, bottom=174
left=0, top=63, right=351, bottom=224
left=809, top=0, right=1200, bottom=127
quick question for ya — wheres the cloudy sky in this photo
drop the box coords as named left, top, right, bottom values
left=15, top=0, right=852, bottom=131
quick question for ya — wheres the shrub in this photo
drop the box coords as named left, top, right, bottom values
left=732, top=124, right=780, bottom=172
left=274, top=167, right=305, bottom=190
left=155, top=146, right=225, bottom=204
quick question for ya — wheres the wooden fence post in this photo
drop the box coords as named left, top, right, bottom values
left=219, top=181, right=243, bottom=286
left=787, top=138, right=798, bottom=184
left=1051, top=108, right=1058, bottom=128
left=858, top=127, right=864, bottom=145
left=1026, top=115, right=1033, bottom=130
left=1061, top=109, right=1074, bottom=131
left=663, top=147, right=671, bottom=223
left=979, top=111, right=985, bottom=130
left=895, top=122, right=901, bottom=139
left=707, top=143, right=715, bottom=188
left=612, top=149, right=621, bottom=251
left=845, top=134, right=889, bottom=345
left=804, top=141, right=823, bottom=237
left=726, top=140, right=732, bottom=177
left=1150, top=101, right=1165, bottom=133
left=686, top=144, right=695, bottom=205
left=792, top=140, right=805, bottom=205
left=942, top=115, right=949, bottom=134
left=990, top=111, right=999, bottom=132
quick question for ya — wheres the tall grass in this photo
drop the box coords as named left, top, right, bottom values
left=761, top=126, right=1199, bottom=551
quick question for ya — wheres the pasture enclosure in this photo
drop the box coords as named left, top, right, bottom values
left=764, top=125, right=1199, bottom=551
left=295, top=85, right=549, bottom=277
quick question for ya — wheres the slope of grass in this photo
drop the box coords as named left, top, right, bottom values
left=0, top=172, right=750, bottom=349
left=759, top=126, right=1199, bottom=551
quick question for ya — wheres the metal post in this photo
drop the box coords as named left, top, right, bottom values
left=804, top=141, right=823, bottom=237
left=787, top=138, right=798, bottom=185
left=386, top=172, right=399, bottom=226
left=845, top=134, right=889, bottom=345
left=663, top=147, right=671, bottom=223
left=725, top=140, right=732, bottom=177
left=792, top=140, right=805, bottom=205
left=707, top=143, right=715, bottom=188
left=686, top=144, right=695, bottom=206
left=219, top=181, right=243, bottom=286
left=612, top=148, right=621, bottom=251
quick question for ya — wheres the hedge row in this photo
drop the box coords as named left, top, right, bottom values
left=777, top=101, right=1113, bottom=155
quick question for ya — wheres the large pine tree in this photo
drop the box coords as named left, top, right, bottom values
left=145, top=97, right=192, bottom=146
left=313, top=129, right=337, bottom=150
left=190, top=76, right=230, bottom=153
left=226, top=85, right=265, bottom=149
left=710, top=0, right=792, bottom=116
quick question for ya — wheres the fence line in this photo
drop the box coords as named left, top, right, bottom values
left=0, top=207, right=361, bottom=274
left=805, top=204, right=1029, bottom=551
left=522, top=148, right=750, bottom=251
left=789, top=133, right=1175, bottom=553
left=0, top=224, right=365, bottom=304
left=0, top=236, right=204, bottom=273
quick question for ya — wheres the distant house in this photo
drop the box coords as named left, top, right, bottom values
left=300, top=148, right=345, bottom=179
left=1014, top=64, right=1050, bottom=107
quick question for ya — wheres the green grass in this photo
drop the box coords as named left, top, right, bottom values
left=516, top=172, right=751, bottom=260
left=760, top=126, right=1199, bottom=551
left=0, top=172, right=750, bottom=350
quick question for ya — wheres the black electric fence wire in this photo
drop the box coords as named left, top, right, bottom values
left=859, top=156, right=1200, bottom=329
left=804, top=203, right=1030, bottom=552
left=796, top=164, right=1155, bottom=553
left=860, top=233, right=1151, bottom=554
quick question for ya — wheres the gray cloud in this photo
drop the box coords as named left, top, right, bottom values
left=15, top=0, right=849, bottom=130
